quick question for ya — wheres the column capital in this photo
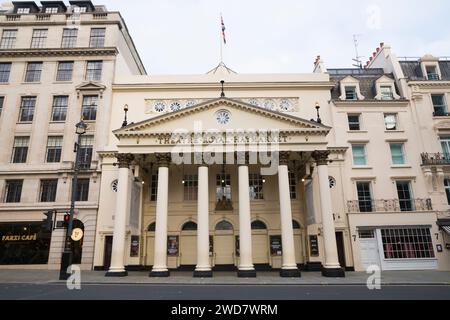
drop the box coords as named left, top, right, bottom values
left=155, top=153, right=171, bottom=167
left=312, top=150, right=330, bottom=166
left=279, top=151, right=290, bottom=166
left=116, top=153, right=134, bottom=169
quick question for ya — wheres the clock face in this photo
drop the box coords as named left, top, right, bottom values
left=280, top=100, right=291, bottom=111
left=216, top=110, right=231, bottom=125
left=154, top=102, right=166, bottom=113
left=264, top=100, right=276, bottom=110
left=170, top=102, right=181, bottom=112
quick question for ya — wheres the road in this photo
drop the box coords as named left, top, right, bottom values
left=0, top=283, right=449, bottom=300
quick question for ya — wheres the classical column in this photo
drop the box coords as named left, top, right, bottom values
left=194, top=164, right=213, bottom=277
left=278, top=152, right=301, bottom=277
left=237, top=160, right=256, bottom=277
left=312, top=150, right=345, bottom=277
left=106, top=153, right=134, bottom=277
left=150, top=153, right=171, bottom=277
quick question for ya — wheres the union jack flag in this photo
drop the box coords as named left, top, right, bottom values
left=221, top=15, right=226, bottom=44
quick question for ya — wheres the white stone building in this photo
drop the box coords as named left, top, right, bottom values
left=0, top=1, right=145, bottom=270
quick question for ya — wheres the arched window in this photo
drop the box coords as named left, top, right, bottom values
left=251, top=220, right=267, bottom=230
left=215, top=220, right=233, bottom=231
left=181, top=221, right=198, bottom=231
left=147, top=222, right=156, bottom=232
left=292, top=220, right=301, bottom=229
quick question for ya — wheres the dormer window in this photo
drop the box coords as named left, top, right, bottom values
left=380, top=86, right=394, bottom=100
left=17, top=7, right=30, bottom=14
left=426, top=66, right=440, bottom=80
left=73, top=6, right=87, bottom=13
left=45, top=7, right=59, bottom=14
left=345, top=86, right=357, bottom=100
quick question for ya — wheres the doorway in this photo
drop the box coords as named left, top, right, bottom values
left=103, top=236, right=113, bottom=270
left=214, top=220, right=235, bottom=266
left=335, top=232, right=346, bottom=269
left=251, top=220, right=269, bottom=265
left=180, top=221, right=197, bottom=267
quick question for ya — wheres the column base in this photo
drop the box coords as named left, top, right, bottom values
left=150, top=270, right=170, bottom=277
left=193, top=270, right=213, bottom=278
left=280, top=268, right=301, bottom=278
left=237, top=269, right=257, bottom=278
left=105, top=271, right=128, bottom=277
left=321, top=267, right=345, bottom=278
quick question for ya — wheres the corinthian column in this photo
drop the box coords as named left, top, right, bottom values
left=106, top=153, right=134, bottom=277
left=278, top=152, right=301, bottom=277
left=150, top=153, right=171, bottom=277
left=312, top=150, right=344, bottom=278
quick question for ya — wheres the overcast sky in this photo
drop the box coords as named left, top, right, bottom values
left=102, top=0, right=449, bottom=75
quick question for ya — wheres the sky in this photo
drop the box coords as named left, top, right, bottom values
left=100, top=0, right=450, bottom=75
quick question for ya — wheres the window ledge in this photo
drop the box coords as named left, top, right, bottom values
left=0, top=82, right=10, bottom=85
left=385, top=130, right=404, bottom=133
left=352, top=166, right=373, bottom=170
left=21, top=82, right=41, bottom=85
left=53, top=81, right=73, bottom=84
left=391, top=165, right=412, bottom=169
left=49, top=121, right=66, bottom=124
left=347, top=130, right=368, bottom=134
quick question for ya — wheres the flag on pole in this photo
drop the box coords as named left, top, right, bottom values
left=221, top=15, right=226, bottom=44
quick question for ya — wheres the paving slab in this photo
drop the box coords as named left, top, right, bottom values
left=0, top=270, right=449, bottom=286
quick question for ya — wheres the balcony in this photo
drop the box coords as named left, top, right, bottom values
left=347, top=199, right=433, bottom=213
left=421, top=153, right=450, bottom=166
left=433, top=106, right=449, bottom=117
left=427, top=73, right=441, bottom=80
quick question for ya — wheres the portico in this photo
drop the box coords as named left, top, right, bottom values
left=98, top=98, right=345, bottom=278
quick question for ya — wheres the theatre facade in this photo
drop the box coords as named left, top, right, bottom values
left=92, top=63, right=450, bottom=276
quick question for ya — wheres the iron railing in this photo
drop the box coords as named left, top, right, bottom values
left=347, top=199, right=433, bottom=213
left=421, top=153, right=450, bottom=166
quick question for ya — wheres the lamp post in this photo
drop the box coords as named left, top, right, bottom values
left=59, top=120, right=87, bottom=280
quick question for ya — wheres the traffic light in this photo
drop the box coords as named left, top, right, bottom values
left=42, top=210, right=54, bottom=232
left=63, top=213, right=70, bottom=228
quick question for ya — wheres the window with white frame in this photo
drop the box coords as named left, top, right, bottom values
left=79, top=135, right=94, bottom=169
left=45, top=7, right=59, bottom=13
left=396, top=181, right=414, bottom=212
left=18, top=97, right=36, bottom=122
left=56, top=62, right=74, bottom=82
left=183, top=174, right=198, bottom=201
left=0, top=30, right=17, bottom=49
left=31, top=29, right=48, bottom=48
left=89, top=28, right=106, bottom=48
left=73, top=6, right=87, bottom=13
left=4, top=180, right=23, bottom=203
left=445, top=178, right=450, bottom=205
left=16, top=7, right=30, bottom=14
left=150, top=173, right=158, bottom=201
left=345, top=86, right=357, bottom=100
left=348, top=114, right=361, bottom=131
left=46, top=136, right=63, bottom=163
left=380, top=86, right=394, bottom=100
left=249, top=174, right=264, bottom=200
left=384, top=114, right=398, bottom=131
left=426, top=65, right=440, bottom=80
left=381, top=228, right=435, bottom=259
left=11, top=137, right=29, bottom=164
left=39, top=179, right=58, bottom=202
left=352, top=144, right=367, bottom=166
left=0, top=63, right=11, bottom=83
left=432, top=94, right=447, bottom=116
left=75, top=179, right=90, bottom=201
left=390, top=143, right=405, bottom=165
left=24, top=62, right=43, bottom=82
left=356, top=181, right=372, bottom=212
left=51, top=96, right=68, bottom=122
left=0, top=96, right=4, bottom=117
left=61, top=29, right=78, bottom=48
left=81, top=95, right=98, bottom=121
left=85, top=61, right=102, bottom=81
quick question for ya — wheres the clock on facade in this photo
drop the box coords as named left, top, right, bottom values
left=215, top=110, right=231, bottom=125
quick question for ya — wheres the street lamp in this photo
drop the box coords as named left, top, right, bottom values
left=59, top=119, right=87, bottom=280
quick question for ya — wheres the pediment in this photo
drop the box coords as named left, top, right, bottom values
left=375, top=75, right=395, bottom=84
left=114, top=98, right=331, bottom=138
left=340, top=75, right=359, bottom=83
left=76, top=82, right=106, bottom=98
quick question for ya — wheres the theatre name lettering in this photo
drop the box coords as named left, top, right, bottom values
left=156, top=132, right=289, bottom=145
left=2, top=234, right=38, bottom=242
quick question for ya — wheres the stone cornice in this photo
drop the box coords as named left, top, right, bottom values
left=0, top=47, right=118, bottom=58
left=113, top=81, right=335, bottom=91
left=408, top=80, right=450, bottom=89
left=327, top=146, right=348, bottom=154
left=332, top=99, right=410, bottom=107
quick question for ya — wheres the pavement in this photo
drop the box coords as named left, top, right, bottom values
left=0, top=269, right=449, bottom=285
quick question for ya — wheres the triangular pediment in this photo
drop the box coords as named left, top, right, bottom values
left=114, top=98, right=331, bottom=138
left=76, top=81, right=106, bottom=91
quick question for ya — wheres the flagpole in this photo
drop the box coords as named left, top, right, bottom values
left=220, top=13, right=223, bottom=63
